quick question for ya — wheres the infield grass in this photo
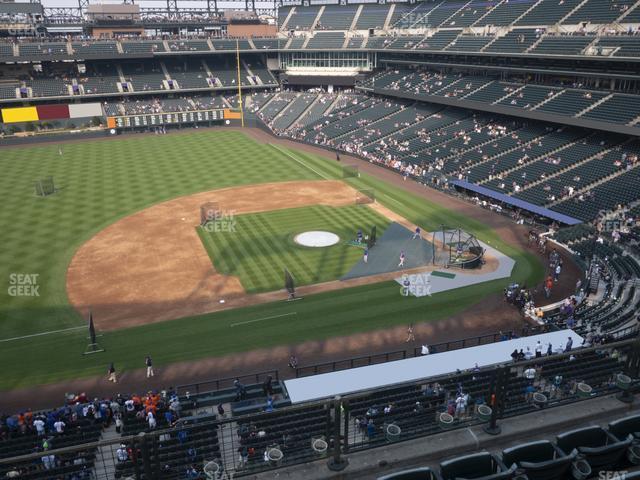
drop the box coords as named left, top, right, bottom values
left=0, top=130, right=544, bottom=389
left=198, top=205, right=390, bottom=292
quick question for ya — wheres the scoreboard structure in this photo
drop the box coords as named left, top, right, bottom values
left=106, top=108, right=241, bottom=130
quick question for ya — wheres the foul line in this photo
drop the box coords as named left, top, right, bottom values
left=0, top=326, right=85, bottom=343
left=230, top=312, right=297, bottom=328
left=269, top=144, right=332, bottom=181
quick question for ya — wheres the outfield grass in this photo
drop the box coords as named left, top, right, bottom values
left=0, top=130, right=544, bottom=390
left=0, top=131, right=317, bottom=339
left=198, top=205, right=390, bottom=292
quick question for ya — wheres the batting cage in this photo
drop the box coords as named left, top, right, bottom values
left=342, top=165, right=359, bottom=179
left=34, top=176, right=55, bottom=197
left=355, top=188, right=375, bottom=205
left=200, top=202, right=221, bottom=226
left=431, top=226, right=484, bottom=269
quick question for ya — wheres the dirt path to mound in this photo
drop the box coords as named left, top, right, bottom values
left=66, top=180, right=358, bottom=331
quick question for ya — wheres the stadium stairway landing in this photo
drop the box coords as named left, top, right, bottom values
left=93, top=424, right=119, bottom=478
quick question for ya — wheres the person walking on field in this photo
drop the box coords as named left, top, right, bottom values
left=363, top=247, right=368, bottom=264
left=406, top=324, right=415, bottom=342
left=398, top=251, right=406, bottom=268
left=108, top=363, right=117, bottom=383
left=145, top=356, right=154, bottom=378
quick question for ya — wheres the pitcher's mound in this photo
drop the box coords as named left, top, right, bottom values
left=294, top=231, right=340, bottom=248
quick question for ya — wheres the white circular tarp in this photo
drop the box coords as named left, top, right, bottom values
left=294, top=231, right=340, bottom=248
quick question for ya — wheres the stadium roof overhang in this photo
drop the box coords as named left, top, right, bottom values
left=449, top=180, right=583, bottom=226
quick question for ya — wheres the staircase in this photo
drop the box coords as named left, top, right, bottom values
left=411, top=2, right=447, bottom=28
left=575, top=93, right=614, bottom=117
left=270, top=93, right=300, bottom=127
left=332, top=103, right=406, bottom=141
left=350, top=4, right=364, bottom=31
left=383, top=4, right=396, bottom=30
left=491, top=84, right=526, bottom=105
left=480, top=29, right=507, bottom=52
left=512, top=0, right=545, bottom=25
left=461, top=80, right=493, bottom=99
left=159, top=61, right=171, bottom=80
left=281, top=6, right=296, bottom=30
left=311, top=6, right=325, bottom=30
left=519, top=142, right=619, bottom=192
left=525, top=33, right=546, bottom=53
left=438, top=0, right=473, bottom=28
left=472, top=0, right=506, bottom=27
left=478, top=137, right=587, bottom=185
left=615, top=0, right=640, bottom=22
left=362, top=108, right=443, bottom=147
left=92, top=425, right=120, bottom=479
left=288, top=94, right=323, bottom=131
left=557, top=0, right=590, bottom=25
left=531, top=89, right=565, bottom=110
left=547, top=162, right=640, bottom=207
left=256, top=93, right=280, bottom=114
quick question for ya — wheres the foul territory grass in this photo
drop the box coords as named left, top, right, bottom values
left=198, top=205, right=389, bottom=292
left=0, top=130, right=544, bottom=390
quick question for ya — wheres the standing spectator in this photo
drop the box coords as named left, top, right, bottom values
left=33, top=417, right=45, bottom=436
left=234, top=379, right=246, bottom=401
left=115, top=414, right=123, bottom=434
left=147, top=411, right=156, bottom=430
left=565, top=337, right=573, bottom=352
left=554, top=263, right=562, bottom=282
left=107, top=363, right=117, bottom=383
left=262, top=375, right=274, bottom=397
left=544, top=276, right=553, bottom=298
left=535, top=341, right=543, bottom=358
left=145, top=356, right=154, bottom=378
left=53, top=419, right=65, bottom=434
left=116, top=443, right=128, bottom=462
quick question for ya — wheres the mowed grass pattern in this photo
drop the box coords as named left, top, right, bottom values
left=0, top=134, right=544, bottom=390
left=0, top=131, right=317, bottom=338
left=199, top=205, right=390, bottom=292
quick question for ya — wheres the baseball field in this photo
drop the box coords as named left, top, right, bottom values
left=0, top=129, right=544, bottom=391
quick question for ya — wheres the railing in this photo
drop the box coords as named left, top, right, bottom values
left=295, top=349, right=408, bottom=378
left=294, top=331, right=515, bottom=378
left=175, top=369, right=279, bottom=396
left=1, top=338, right=636, bottom=479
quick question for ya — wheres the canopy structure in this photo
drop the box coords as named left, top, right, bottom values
left=450, top=180, right=583, bottom=225
left=284, top=330, right=584, bottom=404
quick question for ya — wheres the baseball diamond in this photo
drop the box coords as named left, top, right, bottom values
left=1, top=4, right=639, bottom=478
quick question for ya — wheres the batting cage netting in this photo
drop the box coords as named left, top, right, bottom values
left=34, top=177, right=55, bottom=197
left=431, top=227, right=484, bottom=269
